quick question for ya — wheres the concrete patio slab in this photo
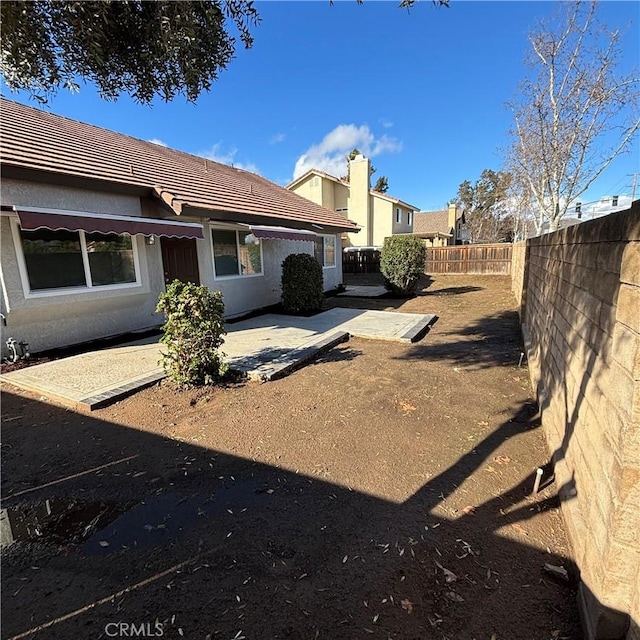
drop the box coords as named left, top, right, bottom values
left=0, top=308, right=435, bottom=411
left=0, top=338, right=165, bottom=412
left=336, top=285, right=388, bottom=298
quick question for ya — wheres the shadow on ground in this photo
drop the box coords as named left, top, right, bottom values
left=1, top=389, right=584, bottom=640
left=395, top=309, right=524, bottom=370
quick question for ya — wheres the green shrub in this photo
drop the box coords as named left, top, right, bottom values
left=156, top=280, right=227, bottom=386
left=380, top=235, right=426, bottom=296
left=281, top=253, right=324, bottom=313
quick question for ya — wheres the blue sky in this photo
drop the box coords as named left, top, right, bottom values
left=2, top=1, right=639, bottom=213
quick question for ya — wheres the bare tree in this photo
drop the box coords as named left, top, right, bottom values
left=507, top=0, right=639, bottom=233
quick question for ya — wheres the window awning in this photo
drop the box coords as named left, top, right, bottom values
left=15, top=207, right=204, bottom=239
left=249, top=225, right=316, bottom=242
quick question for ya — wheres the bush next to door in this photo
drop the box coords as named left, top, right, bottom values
left=156, top=280, right=227, bottom=386
left=380, top=235, right=426, bottom=296
left=281, top=253, right=324, bottom=313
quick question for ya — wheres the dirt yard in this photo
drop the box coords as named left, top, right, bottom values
left=1, top=275, right=582, bottom=640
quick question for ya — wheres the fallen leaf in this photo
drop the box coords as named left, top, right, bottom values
left=462, top=505, right=476, bottom=516
left=401, top=599, right=413, bottom=614
left=396, top=399, right=416, bottom=413
left=493, top=455, right=512, bottom=465
left=98, top=540, right=109, bottom=547
left=342, top=555, right=348, bottom=564
left=434, top=560, right=458, bottom=583
left=445, top=591, right=465, bottom=602
left=543, top=563, right=569, bottom=581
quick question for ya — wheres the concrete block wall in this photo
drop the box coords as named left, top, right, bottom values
left=512, top=202, right=640, bottom=639
left=511, top=241, right=527, bottom=311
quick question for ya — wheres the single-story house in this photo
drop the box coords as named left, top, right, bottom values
left=0, top=98, right=359, bottom=355
left=413, top=203, right=466, bottom=246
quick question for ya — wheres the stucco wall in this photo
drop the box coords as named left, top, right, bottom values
left=0, top=180, right=165, bottom=353
left=334, top=183, right=349, bottom=211
left=289, top=175, right=323, bottom=207
left=512, top=204, right=640, bottom=639
left=371, top=198, right=392, bottom=247
left=1, top=179, right=344, bottom=351
left=391, top=204, right=413, bottom=236
left=200, top=229, right=342, bottom=318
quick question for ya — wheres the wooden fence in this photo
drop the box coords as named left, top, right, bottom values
left=424, top=243, right=512, bottom=275
left=342, top=248, right=381, bottom=274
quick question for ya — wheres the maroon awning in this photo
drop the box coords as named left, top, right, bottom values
left=250, top=225, right=316, bottom=242
left=16, top=209, right=204, bottom=239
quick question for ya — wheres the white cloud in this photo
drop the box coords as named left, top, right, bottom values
left=148, top=138, right=168, bottom=147
left=380, top=119, right=394, bottom=129
left=292, top=124, right=402, bottom=180
left=584, top=194, right=632, bottom=217
left=270, top=132, right=286, bottom=144
left=198, top=143, right=260, bottom=175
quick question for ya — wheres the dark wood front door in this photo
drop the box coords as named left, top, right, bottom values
left=160, top=238, right=200, bottom=285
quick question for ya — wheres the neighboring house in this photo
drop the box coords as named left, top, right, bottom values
left=413, top=203, right=466, bottom=246
left=0, top=99, right=358, bottom=354
left=287, top=154, right=418, bottom=248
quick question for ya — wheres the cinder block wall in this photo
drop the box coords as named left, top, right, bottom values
left=513, top=203, right=640, bottom=640
left=511, top=241, right=527, bottom=311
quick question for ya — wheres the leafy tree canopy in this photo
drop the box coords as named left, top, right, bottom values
left=1, top=0, right=448, bottom=105
left=0, top=0, right=259, bottom=104
left=342, top=147, right=377, bottom=182
left=373, top=176, right=389, bottom=193
left=455, top=169, right=512, bottom=243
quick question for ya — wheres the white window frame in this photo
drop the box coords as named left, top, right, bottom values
left=407, top=211, right=413, bottom=226
left=396, top=208, right=402, bottom=223
left=11, top=219, right=142, bottom=299
left=315, top=234, right=336, bottom=269
left=210, top=226, right=264, bottom=281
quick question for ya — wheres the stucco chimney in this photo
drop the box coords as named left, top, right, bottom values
left=349, top=155, right=373, bottom=245
left=448, top=203, right=458, bottom=240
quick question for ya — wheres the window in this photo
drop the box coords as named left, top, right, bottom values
left=396, top=208, right=401, bottom=223
left=407, top=211, right=413, bottom=226
left=212, top=229, right=262, bottom=278
left=18, top=227, right=137, bottom=292
left=314, top=235, right=336, bottom=268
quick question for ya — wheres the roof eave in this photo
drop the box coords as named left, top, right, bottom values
left=180, top=205, right=360, bottom=234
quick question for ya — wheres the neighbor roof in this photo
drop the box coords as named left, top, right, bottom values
left=287, top=168, right=419, bottom=211
left=413, top=210, right=450, bottom=234
left=0, top=99, right=358, bottom=233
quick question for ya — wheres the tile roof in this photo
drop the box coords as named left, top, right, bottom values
left=0, top=99, right=358, bottom=232
left=288, top=168, right=419, bottom=211
left=413, top=209, right=450, bottom=234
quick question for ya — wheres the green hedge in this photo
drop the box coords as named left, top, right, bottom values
left=380, top=235, right=426, bottom=296
left=281, top=253, right=324, bottom=313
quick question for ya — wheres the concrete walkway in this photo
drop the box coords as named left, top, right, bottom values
left=0, top=308, right=435, bottom=411
left=336, top=285, right=387, bottom=298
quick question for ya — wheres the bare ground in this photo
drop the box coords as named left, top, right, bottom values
left=1, top=275, right=582, bottom=640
